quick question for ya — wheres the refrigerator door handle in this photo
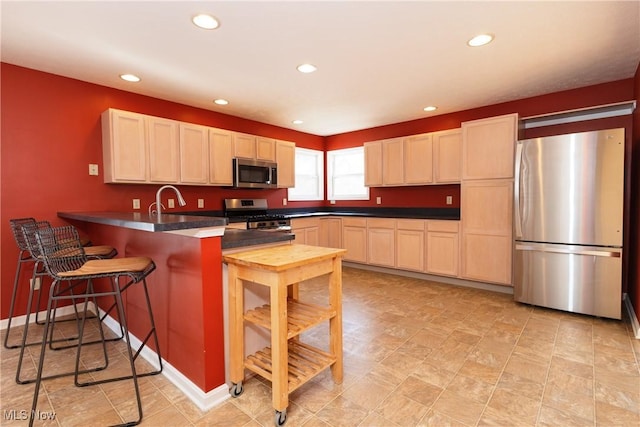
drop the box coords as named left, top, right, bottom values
left=515, top=244, right=621, bottom=258
left=514, top=142, right=524, bottom=239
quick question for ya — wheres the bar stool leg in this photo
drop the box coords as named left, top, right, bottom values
left=3, top=251, right=32, bottom=349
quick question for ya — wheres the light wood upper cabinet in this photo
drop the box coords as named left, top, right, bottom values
left=364, top=141, right=383, bottom=187
left=179, top=123, right=209, bottom=184
left=275, top=140, right=295, bottom=188
left=433, top=129, right=461, bottom=183
left=102, top=109, right=148, bottom=183
left=147, top=117, right=179, bottom=183
left=233, top=133, right=256, bottom=159
left=404, top=134, right=433, bottom=185
left=462, top=113, right=518, bottom=180
left=256, top=137, right=276, bottom=162
left=382, top=138, right=404, bottom=186
left=460, top=179, right=513, bottom=285
left=209, top=128, right=234, bottom=186
left=396, top=219, right=426, bottom=272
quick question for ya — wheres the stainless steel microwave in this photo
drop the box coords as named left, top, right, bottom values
left=233, top=158, right=278, bottom=189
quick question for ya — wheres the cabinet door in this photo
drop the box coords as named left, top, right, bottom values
left=179, top=123, right=209, bottom=184
left=320, top=218, right=343, bottom=248
left=397, top=229, right=425, bottom=272
left=461, top=179, right=513, bottom=284
left=305, top=227, right=320, bottom=246
left=233, top=133, right=256, bottom=159
left=102, top=109, right=147, bottom=182
left=364, top=141, right=382, bottom=187
left=342, top=226, right=367, bottom=263
left=433, top=129, right=461, bottom=183
left=462, top=113, right=517, bottom=180
left=382, top=138, right=404, bottom=186
left=404, top=134, right=433, bottom=185
left=147, top=117, right=179, bottom=183
left=427, top=231, right=459, bottom=277
left=256, top=137, right=276, bottom=162
left=209, top=128, right=233, bottom=185
left=275, top=140, right=295, bottom=188
left=367, top=219, right=396, bottom=267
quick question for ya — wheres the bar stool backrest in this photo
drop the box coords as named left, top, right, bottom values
left=34, top=225, right=88, bottom=278
left=21, top=220, right=53, bottom=260
left=9, top=218, right=36, bottom=252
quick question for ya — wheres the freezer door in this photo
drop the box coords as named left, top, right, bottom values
left=514, top=128, right=624, bottom=246
left=514, top=243, right=622, bottom=319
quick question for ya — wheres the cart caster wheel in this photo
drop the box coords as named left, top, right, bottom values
left=230, top=382, right=243, bottom=397
left=275, top=409, right=287, bottom=426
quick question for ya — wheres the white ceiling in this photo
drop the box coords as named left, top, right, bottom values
left=2, top=1, right=639, bottom=136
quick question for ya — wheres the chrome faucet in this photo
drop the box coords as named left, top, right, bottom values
left=149, top=185, right=186, bottom=216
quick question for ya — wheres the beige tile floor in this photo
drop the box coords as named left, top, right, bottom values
left=1, top=266, right=639, bottom=426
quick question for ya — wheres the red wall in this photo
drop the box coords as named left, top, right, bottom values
left=1, top=63, right=638, bottom=321
left=630, top=62, right=640, bottom=323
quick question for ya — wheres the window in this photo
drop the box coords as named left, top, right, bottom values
left=327, top=147, right=369, bottom=201
left=287, top=147, right=324, bottom=201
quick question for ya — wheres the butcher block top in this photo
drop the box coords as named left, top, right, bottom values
left=222, top=244, right=346, bottom=272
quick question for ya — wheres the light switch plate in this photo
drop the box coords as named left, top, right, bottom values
left=198, top=199, right=204, bottom=208
left=282, top=198, right=287, bottom=206
left=168, top=199, right=175, bottom=208
left=88, top=164, right=99, bottom=176
left=446, top=196, right=453, bottom=205
left=376, top=196, right=382, bottom=204
left=133, top=199, right=140, bottom=209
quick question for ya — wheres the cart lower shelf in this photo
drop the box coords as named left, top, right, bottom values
left=245, top=340, right=336, bottom=393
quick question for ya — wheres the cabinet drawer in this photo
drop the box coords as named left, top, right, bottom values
left=396, top=219, right=426, bottom=231
left=291, top=217, right=321, bottom=228
left=367, top=218, right=395, bottom=229
left=342, top=217, right=367, bottom=227
left=427, top=220, right=459, bottom=233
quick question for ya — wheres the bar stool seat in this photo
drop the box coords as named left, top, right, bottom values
left=26, top=225, right=162, bottom=427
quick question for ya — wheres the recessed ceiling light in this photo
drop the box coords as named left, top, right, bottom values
left=214, top=99, right=229, bottom=105
left=292, top=120, right=304, bottom=125
left=423, top=106, right=437, bottom=112
left=296, top=63, right=317, bottom=73
left=120, top=74, right=141, bottom=82
left=467, top=34, right=494, bottom=47
left=192, top=14, right=219, bottom=30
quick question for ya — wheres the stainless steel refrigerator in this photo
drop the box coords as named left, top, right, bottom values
left=513, top=128, right=625, bottom=319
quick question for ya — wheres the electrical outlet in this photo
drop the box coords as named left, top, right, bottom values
left=446, top=195, right=453, bottom=205
left=31, top=277, right=41, bottom=290
left=282, top=198, right=287, bottom=206
left=88, top=164, right=99, bottom=176
left=330, top=200, right=336, bottom=205
left=133, top=199, right=140, bottom=209
left=168, top=199, right=175, bottom=208
left=198, top=199, right=204, bottom=208
left=376, top=196, right=382, bottom=205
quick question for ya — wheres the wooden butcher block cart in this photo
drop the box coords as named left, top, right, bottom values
left=223, top=244, right=346, bottom=425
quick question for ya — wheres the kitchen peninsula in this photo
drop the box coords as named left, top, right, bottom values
left=58, top=211, right=294, bottom=410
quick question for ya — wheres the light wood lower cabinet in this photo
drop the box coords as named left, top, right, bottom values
left=396, top=219, right=426, bottom=272
left=319, top=218, right=342, bottom=248
left=460, top=179, right=513, bottom=285
left=367, top=218, right=396, bottom=267
left=426, top=220, right=459, bottom=277
left=291, top=218, right=320, bottom=246
left=341, top=217, right=367, bottom=263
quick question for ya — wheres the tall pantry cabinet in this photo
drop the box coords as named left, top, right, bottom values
left=460, top=113, right=518, bottom=285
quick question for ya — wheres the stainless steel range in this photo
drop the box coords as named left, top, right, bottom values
left=224, top=198, right=291, bottom=232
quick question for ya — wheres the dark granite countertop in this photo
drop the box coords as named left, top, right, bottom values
left=221, top=229, right=294, bottom=250
left=58, top=211, right=226, bottom=234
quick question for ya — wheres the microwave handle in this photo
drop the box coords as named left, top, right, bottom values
left=270, top=166, right=277, bottom=186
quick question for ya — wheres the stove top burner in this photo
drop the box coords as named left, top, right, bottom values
left=224, top=198, right=291, bottom=231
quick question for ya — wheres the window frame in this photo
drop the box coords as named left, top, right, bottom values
left=287, top=147, right=324, bottom=201
left=326, top=146, right=370, bottom=201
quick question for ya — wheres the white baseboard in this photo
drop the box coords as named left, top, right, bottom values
left=342, top=262, right=514, bottom=295
left=1, top=304, right=230, bottom=411
left=623, top=293, right=640, bottom=339
left=99, top=310, right=230, bottom=411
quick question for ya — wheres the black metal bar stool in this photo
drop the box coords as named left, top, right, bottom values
left=28, top=225, right=162, bottom=427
